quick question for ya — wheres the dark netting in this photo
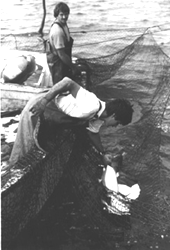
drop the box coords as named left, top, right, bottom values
left=70, top=31, right=170, bottom=249
left=1, top=28, right=170, bottom=250
left=0, top=33, right=45, bottom=52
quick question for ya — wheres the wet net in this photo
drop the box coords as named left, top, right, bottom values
left=1, top=27, right=170, bottom=250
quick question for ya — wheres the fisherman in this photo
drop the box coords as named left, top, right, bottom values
left=9, top=77, right=134, bottom=167
left=46, top=2, right=79, bottom=84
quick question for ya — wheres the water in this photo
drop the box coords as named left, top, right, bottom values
left=1, top=0, right=170, bottom=57
left=1, top=0, right=170, bottom=32
left=1, top=0, right=170, bottom=53
left=1, top=0, right=170, bottom=249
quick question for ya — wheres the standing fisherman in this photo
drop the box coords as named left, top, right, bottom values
left=46, top=2, right=78, bottom=84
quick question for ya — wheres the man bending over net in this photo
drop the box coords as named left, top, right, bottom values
left=9, top=77, right=134, bottom=167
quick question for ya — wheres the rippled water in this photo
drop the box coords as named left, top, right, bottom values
left=1, top=0, right=170, bottom=31
left=0, top=0, right=169, bottom=42
left=1, top=0, right=170, bottom=57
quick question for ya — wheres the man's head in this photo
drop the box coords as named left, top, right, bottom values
left=54, top=2, right=70, bottom=24
left=105, top=99, right=134, bottom=126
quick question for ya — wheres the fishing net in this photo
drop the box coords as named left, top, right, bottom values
left=1, top=27, right=170, bottom=250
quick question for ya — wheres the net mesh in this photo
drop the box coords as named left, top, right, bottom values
left=1, top=28, right=170, bottom=250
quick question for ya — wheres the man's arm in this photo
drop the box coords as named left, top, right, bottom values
left=87, top=131, right=112, bottom=167
left=30, top=77, right=80, bottom=116
left=57, top=49, right=79, bottom=76
left=87, top=131, right=104, bottom=153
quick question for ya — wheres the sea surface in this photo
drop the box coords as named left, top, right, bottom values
left=1, top=0, right=170, bottom=55
left=1, top=0, right=170, bottom=249
left=1, top=0, right=170, bottom=34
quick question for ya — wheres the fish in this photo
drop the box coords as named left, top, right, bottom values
left=101, top=162, right=141, bottom=215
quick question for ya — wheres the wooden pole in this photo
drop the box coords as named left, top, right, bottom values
left=38, top=0, right=46, bottom=37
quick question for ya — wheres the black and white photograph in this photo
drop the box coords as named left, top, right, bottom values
left=1, top=0, right=170, bottom=249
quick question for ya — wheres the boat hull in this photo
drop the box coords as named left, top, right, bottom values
left=1, top=83, right=46, bottom=113
left=0, top=50, right=53, bottom=113
left=1, top=127, right=76, bottom=248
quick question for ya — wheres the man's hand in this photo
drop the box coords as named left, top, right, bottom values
left=29, top=97, right=48, bottom=116
left=102, top=153, right=112, bottom=167
left=72, top=65, right=81, bottom=78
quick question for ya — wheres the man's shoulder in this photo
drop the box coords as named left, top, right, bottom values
left=50, top=23, right=64, bottom=35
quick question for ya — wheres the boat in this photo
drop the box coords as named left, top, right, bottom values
left=1, top=49, right=91, bottom=249
left=1, top=82, right=45, bottom=115
left=0, top=50, right=58, bottom=248
left=0, top=49, right=53, bottom=114
left=1, top=124, right=85, bottom=249
left=0, top=50, right=89, bottom=115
